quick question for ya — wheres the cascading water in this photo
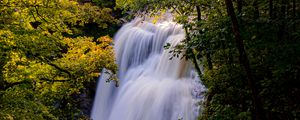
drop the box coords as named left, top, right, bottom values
left=91, top=18, right=205, bottom=120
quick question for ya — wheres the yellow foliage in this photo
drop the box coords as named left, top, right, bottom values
left=0, top=0, right=118, bottom=119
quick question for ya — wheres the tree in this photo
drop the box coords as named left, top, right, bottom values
left=224, top=0, right=263, bottom=119
left=0, top=0, right=117, bottom=119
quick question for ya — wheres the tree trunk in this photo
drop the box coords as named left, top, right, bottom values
left=184, top=27, right=202, bottom=75
left=269, top=0, right=273, bottom=19
left=224, top=0, right=264, bottom=119
left=278, top=0, right=287, bottom=41
left=196, top=6, right=201, bottom=21
left=254, top=0, right=259, bottom=19
left=293, top=0, right=296, bottom=32
left=196, top=5, right=213, bottom=70
left=237, top=0, right=243, bottom=14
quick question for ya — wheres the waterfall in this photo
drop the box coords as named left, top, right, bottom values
left=91, top=18, right=205, bottom=120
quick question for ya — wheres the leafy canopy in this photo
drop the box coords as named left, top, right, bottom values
left=0, top=0, right=117, bottom=119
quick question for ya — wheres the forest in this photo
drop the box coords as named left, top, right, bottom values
left=0, top=0, right=299, bottom=120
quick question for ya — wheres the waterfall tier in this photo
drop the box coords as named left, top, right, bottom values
left=91, top=18, right=205, bottom=120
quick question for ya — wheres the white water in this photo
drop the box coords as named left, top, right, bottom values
left=91, top=18, right=205, bottom=120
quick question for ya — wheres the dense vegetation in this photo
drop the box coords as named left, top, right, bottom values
left=0, top=0, right=118, bottom=119
left=1, top=0, right=299, bottom=120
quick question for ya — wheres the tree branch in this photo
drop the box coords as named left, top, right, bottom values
left=0, top=81, right=31, bottom=90
left=225, top=0, right=264, bottom=119
left=35, top=56, right=73, bottom=78
left=39, top=78, right=71, bottom=82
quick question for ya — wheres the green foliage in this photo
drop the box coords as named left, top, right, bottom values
left=0, top=85, right=57, bottom=120
left=199, top=0, right=300, bottom=119
left=0, top=0, right=118, bottom=119
left=89, top=0, right=115, bottom=8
